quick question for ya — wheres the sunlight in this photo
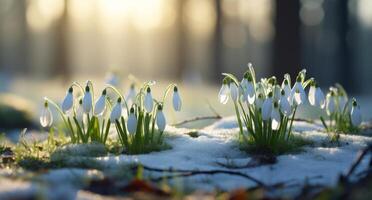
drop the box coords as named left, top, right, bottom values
left=26, top=0, right=64, bottom=32
left=184, top=0, right=216, bottom=38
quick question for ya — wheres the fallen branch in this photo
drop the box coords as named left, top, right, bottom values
left=294, top=118, right=315, bottom=124
left=344, top=144, right=372, bottom=179
left=172, top=115, right=222, bottom=126
left=136, top=165, right=265, bottom=187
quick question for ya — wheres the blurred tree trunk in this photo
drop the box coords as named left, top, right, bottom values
left=273, top=0, right=300, bottom=79
left=338, top=0, right=353, bottom=92
left=176, top=1, right=186, bottom=80
left=53, top=0, right=70, bottom=81
left=212, top=0, right=223, bottom=83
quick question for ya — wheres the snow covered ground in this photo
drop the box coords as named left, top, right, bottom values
left=1, top=116, right=371, bottom=199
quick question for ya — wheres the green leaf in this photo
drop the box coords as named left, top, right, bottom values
left=222, top=73, right=240, bottom=86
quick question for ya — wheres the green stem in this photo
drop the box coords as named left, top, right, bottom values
left=287, top=106, right=297, bottom=140
left=105, top=85, right=129, bottom=116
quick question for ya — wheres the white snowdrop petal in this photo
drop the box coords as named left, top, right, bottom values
left=62, top=93, right=74, bottom=113
left=82, top=92, right=92, bottom=113
left=351, top=107, right=362, bottom=127
left=246, top=82, right=256, bottom=105
left=40, top=107, right=53, bottom=127
left=93, top=95, right=106, bottom=116
left=271, top=108, right=281, bottom=130
left=218, top=84, right=230, bottom=104
left=229, top=83, right=239, bottom=102
left=110, top=102, right=122, bottom=122
left=156, top=111, right=166, bottom=132
left=144, top=92, right=153, bottom=112
left=172, top=91, right=182, bottom=111
left=261, top=98, right=272, bottom=121
left=326, top=96, right=336, bottom=115
left=127, top=113, right=138, bottom=134
left=280, top=96, right=292, bottom=117
left=308, top=86, right=316, bottom=106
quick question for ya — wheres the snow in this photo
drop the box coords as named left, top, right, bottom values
left=93, top=117, right=372, bottom=193
left=1, top=116, right=371, bottom=199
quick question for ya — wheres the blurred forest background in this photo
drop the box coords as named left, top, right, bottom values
left=1, top=0, right=372, bottom=127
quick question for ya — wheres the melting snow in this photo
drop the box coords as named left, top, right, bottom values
left=1, top=117, right=371, bottom=199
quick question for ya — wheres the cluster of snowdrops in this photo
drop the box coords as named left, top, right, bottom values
left=39, top=64, right=363, bottom=155
left=219, top=64, right=362, bottom=153
left=40, top=80, right=182, bottom=154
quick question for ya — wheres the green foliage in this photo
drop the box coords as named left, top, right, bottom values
left=320, top=84, right=360, bottom=140
left=221, top=68, right=311, bottom=155
left=240, top=134, right=312, bottom=155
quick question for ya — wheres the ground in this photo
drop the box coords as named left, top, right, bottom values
left=1, top=116, right=371, bottom=199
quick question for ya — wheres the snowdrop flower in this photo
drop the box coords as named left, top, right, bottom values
left=110, top=98, right=122, bottom=122
left=326, top=92, right=336, bottom=115
left=61, top=87, right=74, bottom=114
left=262, top=92, right=273, bottom=121
left=240, top=78, right=248, bottom=102
left=291, top=88, right=307, bottom=106
left=156, top=105, right=166, bottom=132
left=279, top=90, right=292, bottom=117
left=244, top=74, right=256, bottom=105
left=126, top=83, right=136, bottom=105
left=273, top=85, right=282, bottom=101
left=76, top=99, right=88, bottom=125
left=40, top=101, right=53, bottom=127
left=271, top=101, right=281, bottom=130
left=255, top=93, right=264, bottom=110
left=290, top=77, right=307, bottom=106
left=172, top=86, right=182, bottom=111
left=281, top=79, right=291, bottom=100
left=350, top=98, right=362, bottom=127
left=127, top=107, right=137, bottom=134
left=93, top=89, right=107, bottom=116
left=218, top=79, right=230, bottom=104
left=144, top=87, right=153, bottom=113
left=82, top=85, right=93, bottom=114
left=229, top=82, right=239, bottom=102
left=308, top=82, right=325, bottom=109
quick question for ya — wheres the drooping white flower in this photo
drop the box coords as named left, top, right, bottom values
left=229, top=82, right=239, bottom=102
left=61, top=87, right=74, bottom=114
left=156, top=105, right=166, bottom=132
left=127, top=107, right=137, bottom=134
left=94, top=89, right=107, bottom=116
left=271, top=102, right=281, bottom=130
left=262, top=92, right=273, bottom=121
left=273, top=85, right=281, bottom=101
left=240, top=78, right=248, bottom=102
left=290, top=80, right=307, bottom=106
left=245, top=77, right=255, bottom=105
left=76, top=99, right=85, bottom=122
left=82, top=85, right=93, bottom=114
left=126, top=83, right=136, bottom=105
left=144, top=87, right=153, bottom=112
left=255, top=93, right=264, bottom=110
left=279, top=90, right=292, bottom=117
left=110, top=98, right=122, bottom=122
left=308, top=83, right=325, bottom=109
left=350, top=99, right=362, bottom=127
left=40, top=101, right=53, bottom=127
left=172, top=86, right=182, bottom=111
left=218, top=81, right=230, bottom=104
left=326, top=92, right=336, bottom=115
left=281, top=79, right=291, bottom=100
